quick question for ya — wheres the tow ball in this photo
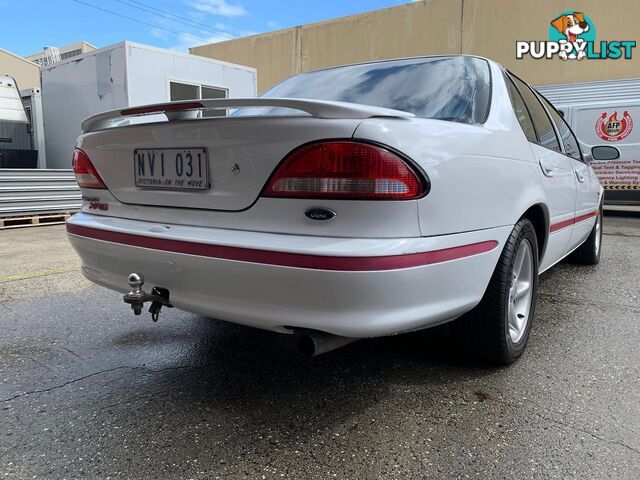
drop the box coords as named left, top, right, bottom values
left=123, top=273, right=173, bottom=322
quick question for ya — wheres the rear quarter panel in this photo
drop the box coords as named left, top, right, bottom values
left=354, top=61, right=548, bottom=238
left=354, top=119, right=544, bottom=238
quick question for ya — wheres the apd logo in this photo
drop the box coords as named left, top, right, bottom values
left=595, top=111, right=634, bottom=142
left=516, top=11, right=636, bottom=61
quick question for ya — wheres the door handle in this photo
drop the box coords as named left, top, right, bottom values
left=539, top=159, right=554, bottom=177
left=575, top=169, right=586, bottom=183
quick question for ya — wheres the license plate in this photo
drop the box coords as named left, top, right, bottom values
left=134, top=148, right=209, bottom=190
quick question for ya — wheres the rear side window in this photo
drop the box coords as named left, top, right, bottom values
left=505, top=76, right=536, bottom=143
left=509, top=75, right=561, bottom=152
left=537, top=94, right=583, bottom=161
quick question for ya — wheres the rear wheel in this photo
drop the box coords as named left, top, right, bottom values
left=456, top=218, right=539, bottom=365
left=566, top=206, right=603, bottom=265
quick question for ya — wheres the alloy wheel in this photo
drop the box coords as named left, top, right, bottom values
left=595, top=210, right=602, bottom=255
left=508, top=239, right=534, bottom=344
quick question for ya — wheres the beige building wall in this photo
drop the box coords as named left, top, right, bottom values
left=297, top=0, right=461, bottom=74
left=191, top=1, right=462, bottom=92
left=25, top=41, right=97, bottom=66
left=191, top=0, right=639, bottom=92
left=192, top=29, right=299, bottom=93
left=0, top=49, right=40, bottom=89
left=462, top=0, right=640, bottom=85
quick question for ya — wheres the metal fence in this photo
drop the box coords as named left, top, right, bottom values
left=0, top=169, right=81, bottom=218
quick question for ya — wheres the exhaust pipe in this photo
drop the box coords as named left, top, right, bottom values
left=296, top=330, right=358, bottom=357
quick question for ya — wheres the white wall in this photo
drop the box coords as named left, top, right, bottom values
left=126, top=43, right=256, bottom=105
left=41, top=42, right=257, bottom=169
left=41, top=44, right=128, bottom=168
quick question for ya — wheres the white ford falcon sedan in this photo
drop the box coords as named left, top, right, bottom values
left=67, top=55, right=612, bottom=364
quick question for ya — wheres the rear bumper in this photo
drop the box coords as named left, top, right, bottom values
left=67, top=213, right=512, bottom=338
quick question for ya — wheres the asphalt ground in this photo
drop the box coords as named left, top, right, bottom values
left=0, top=213, right=639, bottom=479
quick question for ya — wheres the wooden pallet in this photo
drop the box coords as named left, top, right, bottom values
left=0, top=213, right=71, bottom=230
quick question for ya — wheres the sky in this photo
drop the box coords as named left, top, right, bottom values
left=1, top=0, right=417, bottom=56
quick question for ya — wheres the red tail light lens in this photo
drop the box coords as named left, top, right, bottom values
left=263, top=141, right=426, bottom=200
left=72, top=148, right=107, bottom=189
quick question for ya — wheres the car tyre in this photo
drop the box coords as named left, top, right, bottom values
left=456, top=218, right=539, bottom=365
left=566, top=206, right=603, bottom=265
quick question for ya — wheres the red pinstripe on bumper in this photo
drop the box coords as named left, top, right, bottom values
left=66, top=223, right=498, bottom=272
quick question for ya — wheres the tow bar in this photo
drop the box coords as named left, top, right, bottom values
left=123, top=273, right=173, bottom=322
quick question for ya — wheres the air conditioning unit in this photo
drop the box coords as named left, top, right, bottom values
left=41, top=46, right=61, bottom=66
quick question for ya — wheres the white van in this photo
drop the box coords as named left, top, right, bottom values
left=538, top=78, right=640, bottom=207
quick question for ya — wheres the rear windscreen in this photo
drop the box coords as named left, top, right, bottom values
left=240, top=56, right=491, bottom=124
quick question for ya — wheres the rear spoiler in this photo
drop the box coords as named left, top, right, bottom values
left=81, top=98, right=415, bottom=133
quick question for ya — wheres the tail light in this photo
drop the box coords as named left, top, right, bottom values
left=262, top=141, right=426, bottom=200
left=72, top=148, right=107, bottom=189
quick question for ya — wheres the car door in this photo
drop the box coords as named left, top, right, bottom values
left=506, top=73, right=577, bottom=272
left=537, top=94, right=601, bottom=250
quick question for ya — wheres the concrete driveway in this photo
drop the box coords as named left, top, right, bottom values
left=1, top=214, right=639, bottom=479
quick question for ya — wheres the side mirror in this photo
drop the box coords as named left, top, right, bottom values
left=591, top=145, right=620, bottom=161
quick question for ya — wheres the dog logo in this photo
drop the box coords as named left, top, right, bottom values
left=550, top=12, right=590, bottom=60
left=596, top=111, right=634, bottom=142
left=516, top=11, right=635, bottom=61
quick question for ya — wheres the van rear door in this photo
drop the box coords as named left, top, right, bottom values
left=571, top=103, right=640, bottom=205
